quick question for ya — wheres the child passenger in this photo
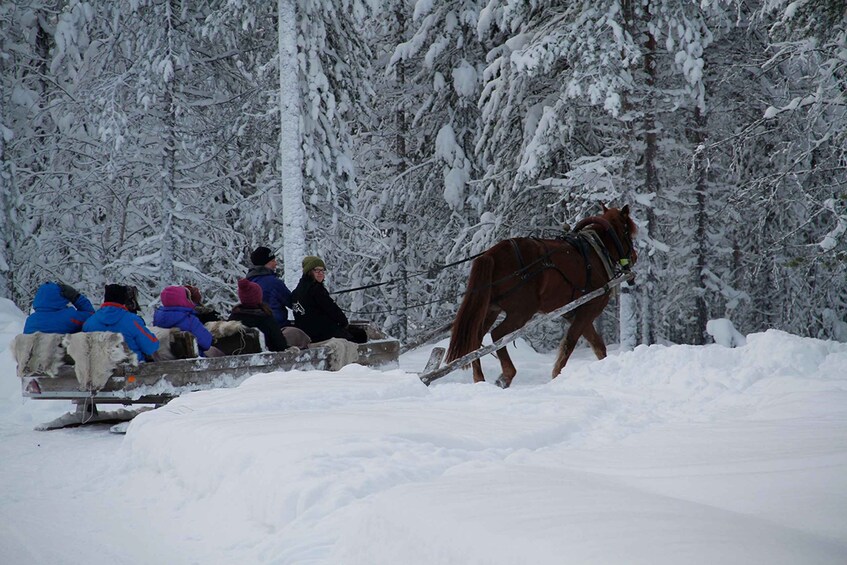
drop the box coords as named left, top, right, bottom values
left=153, top=286, right=223, bottom=357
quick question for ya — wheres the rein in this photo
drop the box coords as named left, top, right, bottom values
left=331, top=250, right=486, bottom=296
left=336, top=215, right=634, bottom=317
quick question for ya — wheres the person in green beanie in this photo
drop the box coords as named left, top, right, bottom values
left=291, top=256, right=367, bottom=344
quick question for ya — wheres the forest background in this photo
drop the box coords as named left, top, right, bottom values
left=1, top=0, right=845, bottom=348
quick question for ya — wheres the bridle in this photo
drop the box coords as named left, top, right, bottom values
left=573, top=214, right=636, bottom=273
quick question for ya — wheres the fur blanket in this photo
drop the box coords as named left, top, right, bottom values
left=151, top=327, right=198, bottom=361
left=205, top=320, right=248, bottom=339
left=65, top=332, right=137, bottom=390
left=205, top=320, right=266, bottom=353
left=12, top=333, right=68, bottom=378
left=310, top=337, right=360, bottom=371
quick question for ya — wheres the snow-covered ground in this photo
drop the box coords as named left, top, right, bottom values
left=1, top=298, right=846, bottom=564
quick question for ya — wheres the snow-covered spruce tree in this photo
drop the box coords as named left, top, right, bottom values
left=0, top=2, right=21, bottom=300
left=475, top=0, right=642, bottom=349
left=476, top=1, right=746, bottom=346
left=43, top=0, right=248, bottom=311
left=0, top=1, right=103, bottom=305
left=114, top=1, right=252, bottom=304
left=291, top=0, right=375, bottom=299
left=723, top=0, right=847, bottom=339
left=368, top=0, right=488, bottom=340
left=198, top=1, right=285, bottom=291
left=618, top=1, right=740, bottom=345
left=343, top=0, right=416, bottom=340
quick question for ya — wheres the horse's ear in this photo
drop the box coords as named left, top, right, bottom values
left=622, top=204, right=630, bottom=216
left=601, top=203, right=608, bottom=213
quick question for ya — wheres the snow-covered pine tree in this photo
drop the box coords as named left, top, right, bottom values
left=476, top=1, right=644, bottom=347
left=727, top=0, right=847, bottom=338
left=0, top=1, right=101, bottom=304
left=371, top=0, right=487, bottom=337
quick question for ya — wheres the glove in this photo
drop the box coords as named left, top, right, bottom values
left=57, top=283, right=80, bottom=304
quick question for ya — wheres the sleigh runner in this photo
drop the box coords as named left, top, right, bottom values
left=13, top=321, right=399, bottom=430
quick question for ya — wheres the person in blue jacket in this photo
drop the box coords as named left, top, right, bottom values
left=23, top=281, right=95, bottom=334
left=82, top=284, right=159, bottom=362
left=246, top=246, right=293, bottom=327
left=153, top=285, right=222, bottom=357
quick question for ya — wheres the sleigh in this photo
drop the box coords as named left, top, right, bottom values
left=12, top=321, right=399, bottom=430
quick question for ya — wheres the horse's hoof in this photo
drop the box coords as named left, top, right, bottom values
left=495, top=375, right=510, bottom=389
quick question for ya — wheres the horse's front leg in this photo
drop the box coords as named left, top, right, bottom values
left=553, top=311, right=592, bottom=378
left=581, top=322, right=607, bottom=360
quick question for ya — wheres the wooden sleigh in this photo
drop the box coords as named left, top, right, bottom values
left=13, top=321, right=399, bottom=430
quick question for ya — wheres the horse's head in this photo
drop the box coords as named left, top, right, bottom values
left=600, top=204, right=638, bottom=269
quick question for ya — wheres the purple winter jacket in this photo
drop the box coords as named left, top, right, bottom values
left=153, top=286, right=213, bottom=354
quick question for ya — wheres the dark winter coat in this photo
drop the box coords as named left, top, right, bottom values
left=228, top=304, right=288, bottom=352
left=23, top=282, right=95, bottom=335
left=153, top=287, right=214, bottom=354
left=82, top=303, right=159, bottom=361
left=246, top=266, right=293, bottom=327
left=290, top=275, right=353, bottom=343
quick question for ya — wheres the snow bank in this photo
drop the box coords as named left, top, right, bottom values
left=0, top=298, right=83, bottom=426
left=112, top=330, right=847, bottom=564
left=2, top=321, right=845, bottom=564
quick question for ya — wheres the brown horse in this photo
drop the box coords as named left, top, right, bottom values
left=445, top=205, right=637, bottom=388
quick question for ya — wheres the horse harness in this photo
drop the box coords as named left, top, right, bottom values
left=499, top=219, right=632, bottom=303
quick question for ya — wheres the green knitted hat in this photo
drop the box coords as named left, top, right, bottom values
left=302, top=256, right=326, bottom=274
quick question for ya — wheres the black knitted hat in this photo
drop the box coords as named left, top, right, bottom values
left=250, top=246, right=275, bottom=266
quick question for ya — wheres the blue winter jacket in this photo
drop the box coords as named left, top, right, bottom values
left=23, top=282, right=95, bottom=334
left=246, top=266, right=293, bottom=326
left=153, top=306, right=213, bottom=354
left=82, top=303, right=159, bottom=361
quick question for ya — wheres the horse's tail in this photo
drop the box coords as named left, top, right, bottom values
left=445, top=254, right=494, bottom=363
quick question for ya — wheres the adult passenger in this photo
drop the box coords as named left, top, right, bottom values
left=23, top=282, right=95, bottom=334
left=82, top=284, right=159, bottom=362
left=246, top=246, right=293, bottom=327
left=291, top=256, right=367, bottom=344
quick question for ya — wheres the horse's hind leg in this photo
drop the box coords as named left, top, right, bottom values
left=471, top=308, right=501, bottom=383
left=490, top=311, right=534, bottom=388
left=582, top=322, right=607, bottom=360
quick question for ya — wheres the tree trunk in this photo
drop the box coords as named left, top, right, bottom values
left=0, top=94, right=11, bottom=298
left=690, top=106, right=709, bottom=344
left=619, top=283, right=637, bottom=351
left=395, top=5, right=408, bottom=342
left=640, top=12, right=658, bottom=346
left=278, top=0, right=307, bottom=288
left=160, top=0, right=177, bottom=284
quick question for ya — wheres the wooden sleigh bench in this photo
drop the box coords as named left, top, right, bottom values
left=12, top=321, right=399, bottom=430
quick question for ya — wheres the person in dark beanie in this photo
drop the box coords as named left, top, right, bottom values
left=82, top=284, right=159, bottom=362
left=228, top=278, right=288, bottom=352
left=246, top=246, right=294, bottom=328
left=23, top=281, right=95, bottom=334
left=291, top=256, right=367, bottom=344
